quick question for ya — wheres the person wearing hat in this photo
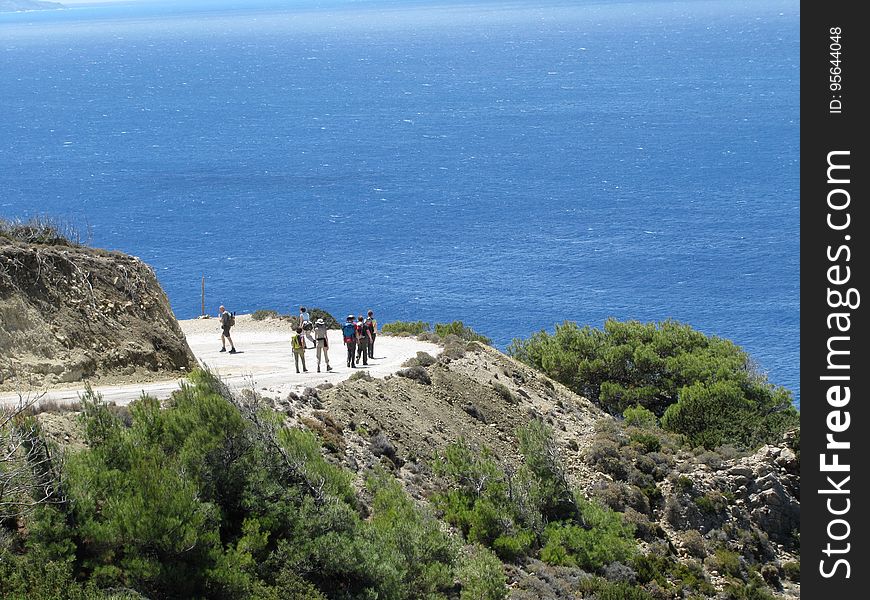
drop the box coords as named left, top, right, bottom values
left=313, top=318, right=332, bottom=373
left=341, top=314, right=358, bottom=368
left=299, top=306, right=316, bottom=349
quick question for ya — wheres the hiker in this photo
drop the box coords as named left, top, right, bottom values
left=342, top=315, right=357, bottom=368
left=299, top=306, right=315, bottom=348
left=366, top=310, right=378, bottom=358
left=313, top=318, right=332, bottom=373
left=355, top=314, right=371, bottom=366
left=292, top=327, right=308, bottom=373
left=218, top=305, right=237, bottom=354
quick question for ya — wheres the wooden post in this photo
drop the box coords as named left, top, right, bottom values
left=201, top=276, right=205, bottom=316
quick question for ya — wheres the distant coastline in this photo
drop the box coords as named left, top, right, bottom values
left=0, top=0, right=64, bottom=12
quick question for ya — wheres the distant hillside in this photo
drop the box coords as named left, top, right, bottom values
left=0, top=0, right=64, bottom=12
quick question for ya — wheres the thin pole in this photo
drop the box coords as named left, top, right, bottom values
left=201, top=276, right=205, bottom=316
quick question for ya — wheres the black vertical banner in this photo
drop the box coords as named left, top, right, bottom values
left=801, top=1, right=867, bottom=597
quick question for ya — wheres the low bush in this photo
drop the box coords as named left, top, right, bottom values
left=632, top=551, right=716, bottom=598
left=708, top=548, right=743, bottom=578
left=434, top=321, right=492, bottom=345
left=782, top=560, right=799, bottom=582
left=432, top=422, right=628, bottom=566
left=307, top=308, right=340, bottom=329
left=251, top=309, right=280, bottom=321
left=620, top=507, right=658, bottom=541
left=0, top=216, right=87, bottom=247
left=409, top=351, right=438, bottom=367
left=590, top=481, right=650, bottom=516
left=694, top=491, right=730, bottom=515
left=457, top=545, right=508, bottom=600
left=721, top=579, right=777, bottom=600
left=508, top=319, right=798, bottom=450
left=759, top=563, right=779, bottom=586
left=1, top=370, right=465, bottom=599
left=440, top=340, right=468, bottom=361
left=623, top=404, right=657, bottom=428
left=539, top=498, right=636, bottom=572
left=491, top=382, right=516, bottom=404
left=382, top=321, right=431, bottom=335
left=680, top=530, right=708, bottom=559
left=397, top=366, right=432, bottom=385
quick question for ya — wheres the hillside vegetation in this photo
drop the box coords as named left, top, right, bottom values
left=1, top=228, right=799, bottom=598
left=3, top=340, right=799, bottom=600
left=508, top=319, right=798, bottom=449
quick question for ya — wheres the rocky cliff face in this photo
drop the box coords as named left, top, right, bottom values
left=0, top=238, right=195, bottom=391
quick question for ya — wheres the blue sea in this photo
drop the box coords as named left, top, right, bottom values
left=0, top=0, right=800, bottom=405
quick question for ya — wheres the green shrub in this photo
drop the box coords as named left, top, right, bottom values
left=680, top=530, right=708, bottom=559
left=623, top=404, right=657, bottom=428
left=518, top=420, right=578, bottom=522
left=722, top=579, right=777, bottom=600
left=348, top=370, right=372, bottom=382
left=404, top=351, right=437, bottom=368
left=629, top=431, right=662, bottom=454
left=508, top=319, right=798, bottom=449
left=576, top=577, right=654, bottom=600
left=440, top=339, right=468, bottom=360
left=591, top=481, right=650, bottom=516
left=759, top=563, right=779, bottom=585
left=540, top=497, right=636, bottom=572
left=382, top=320, right=431, bottom=335
left=674, top=475, right=694, bottom=493
left=631, top=552, right=715, bottom=597
left=466, top=341, right=487, bottom=353
left=3, top=370, right=472, bottom=599
left=782, top=560, right=799, bottom=582
left=0, top=550, right=105, bottom=599
left=491, top=530, right=535, bottom=562
left=694, top=491, right=729, bottom=515
left=709, top=548, right=743, bottom=578
left=307, top=308, right=340, bottom=329
left=251, top=309, right=280, bottom=320
left=620, top=508, right=658, bottom=541
left=435, top=321, right=492, bottom=344
left=491, top=382, right=516, bottom=404
left=364, top=471, right=457, bottom=597
left=432, top=443, right=517, bottom=551
left=457, top=545, right=508, bottom=600
left=434, top=424, right=643, bottom=571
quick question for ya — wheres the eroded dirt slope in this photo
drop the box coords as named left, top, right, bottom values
left=0, top=239, right=195, bottom=391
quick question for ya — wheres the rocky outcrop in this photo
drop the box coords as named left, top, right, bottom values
left=727, top=437, right=800, bottom=544
left=0, top=238, right=195, bottom=390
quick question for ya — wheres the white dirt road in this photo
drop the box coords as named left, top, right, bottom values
left=1, top=315, right=440, bottom=407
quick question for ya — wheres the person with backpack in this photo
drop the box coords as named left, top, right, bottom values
left=292, top=327, right=308, bottom=373
left=366, top=310, right=378, bottom=358
left=298, top=306, right=316, bottom=349
left=218, top=305, right=237, bottom=354
left=355, top=314, right=371, bottom=366
left=313, top=318, right=332, bottom=373
left=342, top=315, right=358, bottom=368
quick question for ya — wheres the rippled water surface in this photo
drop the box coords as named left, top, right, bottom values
left=0, top=0, right=800, bottom=403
